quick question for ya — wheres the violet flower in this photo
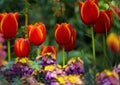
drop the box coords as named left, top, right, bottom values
left=95, top=70, right=119, bottom=85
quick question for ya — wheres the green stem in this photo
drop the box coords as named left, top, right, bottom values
left=103, top=35, right=107, bottom=68
left=25, top=0, right=28, bottom=27
left=62, top=47, right=65, bottom=66
left=91, top=27, right=96, bottom=72
left=37, top=47, right=40, bottom=56
left=7, top=40, right=11, bottom=61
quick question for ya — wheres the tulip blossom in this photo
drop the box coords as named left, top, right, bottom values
left=55, top=23, right=73, bottom=45
left=14, top=38, right=30, bottom=58
left=27, top=22, right=46, bottom=46
left=63, top=29, right=76, bottom=52
left=110, top=4, right=120, bottom=19
left=93, top=10, right=112, bottom=33
left=107, top=33, right=120, bottom=53
left=0, top=12, right=18, bottom=39
left=78, top=0, right=99, bottom=25
left=40, top=46, right=58, bottom=56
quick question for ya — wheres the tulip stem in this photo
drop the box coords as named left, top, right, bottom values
left=37, top=47, right=39, bottom=56
left=62, top=47, right=65, bottom=66
left=25, top=0, right=28, bottom=27
left=103, top=35, right=107, bottom=68
left=7, top=40, right=11, bottom=61
left=91, top=27, right=96, bottom=73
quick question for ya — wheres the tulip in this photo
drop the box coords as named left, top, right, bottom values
left=107, top=33, right=120, bottom=53
left=110, top=4, right=120, bottom=19
left=0, top=12, right=18, bottom=39
left=55, top=23, right=72, bottom=45
left=64, top=29, right=76, bottom=51
left=40, top=46, right=58, bottom=56
left=93, top=10, right=112, bottom=33
left=78, top=0, right=99, bottom=25
left=14, top=38, right=30, bottom=58
left=59, top=29, right=76, bottom=52
left=27, top=22, right=46, bottom=46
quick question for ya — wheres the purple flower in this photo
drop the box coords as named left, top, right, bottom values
left=95, top=70, right=119, bottom=85
left=40, top=56, right=56, bottom=67
left=65, top=60, right=84, bottom=75
left=114, top=65, right=120, bottom=75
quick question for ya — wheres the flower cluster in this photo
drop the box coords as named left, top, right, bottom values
left=65, top=57, right=84, bottom=75
left=0, top=58, right=34, bottom=81
left=96, top=70, right=119, bottom=85
left=42, top=56, right=84, bottom=85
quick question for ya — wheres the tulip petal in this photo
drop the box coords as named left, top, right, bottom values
left=1, top=13, right=18, bottom=39
left=93, top=10, right=112, bottom=33
left=29, top=26, right=43, bottom=45
left=14, top=12, right=19, bottom=20
left=64, top=29, right=76, bottom=51
left=55, top=23, right=72, bottom=45
left=14, top=39, right=21, bottom=57
left=20, top=39, right=30, bottom=57
left=80, top=0, right=99, bottom=25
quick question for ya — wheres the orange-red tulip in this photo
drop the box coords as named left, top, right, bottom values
left=61, top=29, right=76, bottom=52
left=93, top=10, right=112, bottom=33
left=40, top=46, right=58, bottom=56
left=0, top=12, right=18, bottom=39
left=14, top=38, right=30, bottom=58
left=107, top=33, right=120, bottom=53
left=55, top=23, right=72, bottom=45
left=110, top=4, right=120, bottom=19
left=27, top=22, right=46, bottom=46
left=78, top=0, right=99, bottom=25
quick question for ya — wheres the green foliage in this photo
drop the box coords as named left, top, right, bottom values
left=29, top=60, right=42, bottom=70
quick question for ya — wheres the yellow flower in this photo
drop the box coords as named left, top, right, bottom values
left=56, top=76, right=65, bottom=84
left=68, top=75, right=75, bottom=84
left=15, top=57, right=33, bottom=64
left=44, top=65, right=55, bottom=71
left=78, top=57, right=83, bottom=64
left=32, top=70, right=38, bottom=75
left=104, top=70, right=113, bottom=76
left=57, top=64, right=67, bottom=69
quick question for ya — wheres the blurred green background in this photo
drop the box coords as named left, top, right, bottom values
left=1, top=0, right=120, bottom=84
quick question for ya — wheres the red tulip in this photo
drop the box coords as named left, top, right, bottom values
left=78, top=0, right=99, bottom=25
left=61, top=29, right=76, bottom=52
left=14, top=38, right=30, bottom=58
left=55, top=23, right=72, bottom=45
left=27, top=22, right=46, bottom=46
left=40, top=46, right=58, bottom=56
left=0, top=12, right=18, bottom=39
left=93, top=10, right=112, bottom=33
left=109, top=4, right=120, bottom=19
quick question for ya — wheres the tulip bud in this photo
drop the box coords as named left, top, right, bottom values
left=0, top=12, right=18, bottom=39
left=14, top=38, right=30, bottom=58
left=40, top=46, right=58, bottom=56
left=93, top=10, right=112, bottom=33
left=55, top=23, right=72, bottom=45
left=78, top=0, right=99, bottom=25
left=27, top=22, right=46, bottom=46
